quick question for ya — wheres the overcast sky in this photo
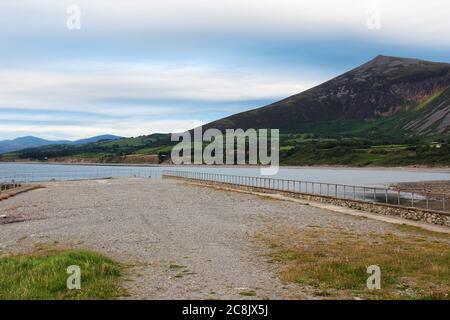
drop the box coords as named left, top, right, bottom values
left=1, top=0, right=449, bottom=140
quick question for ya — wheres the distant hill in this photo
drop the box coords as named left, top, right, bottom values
left=0, top=135, right=122, bottom=154
left=70, top=135, right=123, bottom=145
left=0, top=133, right=172, bottom=163
left=203, top=55, right=450, bottom=137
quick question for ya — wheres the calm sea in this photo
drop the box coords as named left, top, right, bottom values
left=1, top=162, right=450, bottom=187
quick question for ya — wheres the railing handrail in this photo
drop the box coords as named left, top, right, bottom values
left=161, top=170, right=448, bottom=213
left=162, top=170, right=394, bottom=192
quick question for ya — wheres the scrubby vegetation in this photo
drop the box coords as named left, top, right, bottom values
left=279, top=133, right=450, bottom=166
left=259, top=225, right=450, bottom=299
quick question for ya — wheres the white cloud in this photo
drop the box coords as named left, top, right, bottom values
left=0, top=60, right=318, bottom=139
left=0, top=119, right=204, bottom=141
left=1, top=0, right=449, bottom=47
left=0, top=61, right=317, bottom=113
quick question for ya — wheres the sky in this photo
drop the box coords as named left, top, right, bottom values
left=0, top=0, right=450, bottom=140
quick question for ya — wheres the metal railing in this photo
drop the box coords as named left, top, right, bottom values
left=162, top=170, right=449, bottom=213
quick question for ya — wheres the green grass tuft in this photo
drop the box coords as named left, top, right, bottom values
left=0, top=249, right=122, bottom=300
left=239, top=290, right=257, bottom=297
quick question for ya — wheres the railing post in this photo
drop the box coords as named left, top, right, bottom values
left=411, top=192, right=415, bottom=207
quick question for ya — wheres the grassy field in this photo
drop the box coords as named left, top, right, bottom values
left=1, top=124, right=449, bottom=166
left=280, top=138, right=450, bottom=167
left=258, top=225, right=450, bottom=300
left=0, top=248, right=122, bottom=299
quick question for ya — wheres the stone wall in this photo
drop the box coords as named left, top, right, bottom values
left=164, top=176, right=450, bottom=227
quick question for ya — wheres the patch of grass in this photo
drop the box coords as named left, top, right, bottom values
left=239, top=290, right=257, bottom=297
left=259, top=226, right=450, bottom=299
left=169, top=263, right=185, bottom=270
left=394, top=224, right=450, bottom=239
left=0, top=249, right=122, bottom=299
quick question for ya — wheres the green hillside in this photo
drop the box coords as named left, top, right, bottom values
left=0, top=134, right=173, bottom=163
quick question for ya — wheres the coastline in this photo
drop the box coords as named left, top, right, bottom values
left=1, top=160, right=450, bottom=173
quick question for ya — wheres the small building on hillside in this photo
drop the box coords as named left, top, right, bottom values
left=430, top=141, right=448, bottom=149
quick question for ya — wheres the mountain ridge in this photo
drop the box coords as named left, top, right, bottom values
left=0, top=135, right=122, bottom=154
left=203, top=55, right=450, bottom=135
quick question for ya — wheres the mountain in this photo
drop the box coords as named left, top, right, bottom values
left=0, top=136, right=67, bottom=154
left=3, top=55, right=450, bottom=166
left=70, top=135, right=123, bottom=145
left=204, top=55, right=450, bottom=137
left=0, top=135, right=122, bottom=154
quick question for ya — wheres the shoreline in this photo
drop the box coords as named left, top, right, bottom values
left=392, top=180, right=450, bottom=196
left=1, top=161, right=450, bottom=173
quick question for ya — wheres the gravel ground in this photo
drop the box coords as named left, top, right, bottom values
left=0, top=178, right=415, bottom=299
